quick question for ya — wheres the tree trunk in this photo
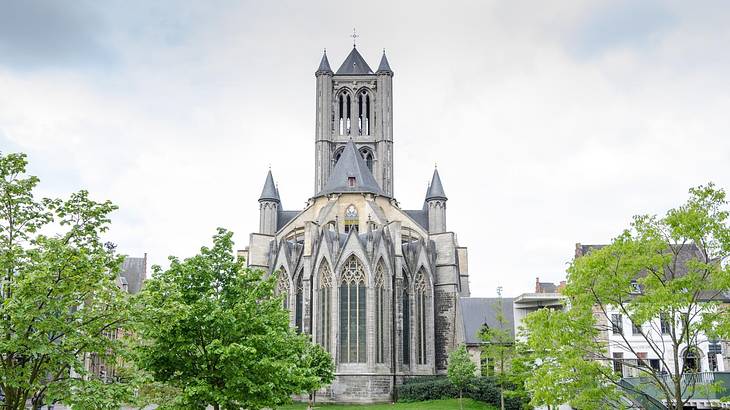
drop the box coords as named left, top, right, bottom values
left=500, top=388, right=505, bottom=410
left=674, top=377, right=683, bottom=410
left=459, top=389, right=463, bottom=410
left=307, top=390, right=315, bottom=410
left=213, top=403, right=220, bottom=410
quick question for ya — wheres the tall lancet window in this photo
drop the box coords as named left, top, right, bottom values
left=375, top=261, right=386, bottom=364
left=358, top=93, right=363, bottom=135
left=360, top=149, right=373, bottom=172
left=318, top=263, right=333, bottom=351
left=415, top=268, right=429, bottom=364
left=402, top=271, right=411, bottom=365
left=295, top=271, right=304, bottom=333
left=276, top=268, right=290, bottom=310
left=346, top=94, right=352, bottom=135
left=339, top=255, right=366, bottom=363
left=338, top=94, right=344, bottom=135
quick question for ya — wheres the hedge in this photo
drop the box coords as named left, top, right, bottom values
left=398, top=376, right=528, bottom=410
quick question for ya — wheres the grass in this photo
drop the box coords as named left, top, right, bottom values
left=277, top=398, right=496, bottom=409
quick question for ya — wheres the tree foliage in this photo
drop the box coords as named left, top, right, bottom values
left=479, top=291, right=527, bottom=410
left=448, top=344, right=477, bottom=410
left=137, top=228, right=326, bottom=410
left=299, top=340, right=335, bottom=409
left=0, top=152, right=136, bottom=409
left=522, top=183, right=730, bottom=410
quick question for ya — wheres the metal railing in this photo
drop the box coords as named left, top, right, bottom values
left=621, top=372, right=730, bottom=401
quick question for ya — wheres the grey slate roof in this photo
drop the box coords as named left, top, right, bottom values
left=120, top=256, right=146, bottom=294
left=404, top=210, right=428, bottom=230
left=425, top=168, right=447, bottom=201
left=277, top=210, right=300, bottom=230
left=460, top=297, right=515, bottom=345
left=376, top=51, right=392, bottom=73
left=316, top=50, right=333, bottom=74
left=336, top=47, right=374, bottom=75
left=318, top=139, right=386, bottom=197
left=259, top=170, right=280, bottom=202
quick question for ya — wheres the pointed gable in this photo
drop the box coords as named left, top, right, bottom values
left=336, top=47, right=374, bottom=75
left=318, top=140, right=386, bottom=197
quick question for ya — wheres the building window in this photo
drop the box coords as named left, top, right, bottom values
left=683, top=349, right=700, bottom=373
left=660, top=312, right=671, bottom=335
left=636, top=352, right=648, bottom=368
left=415, top=268, right=428, bottom=365
left=348, top=176, right=356, bottom=187
left=318, top=263, right=332, bottom=351
left=650, top=359, right=662, bottom=373
left=402, top=272, right=410, bottom=365
left=611, top=314, right=623, bottom=335
left=375, top=261, right=386, bottom=364
left=613, top=352, right=624, bottom=376
left=276, top=268, right=290, bottom=310
left=632, top=321, right=642, bottom=335
left=339, top=255, right=366, bottom=363
left=295, top=272, right=304, bottom=333
left=360, top=149, right=374, bottom=172
left=344, top=205, right=358, bottom=233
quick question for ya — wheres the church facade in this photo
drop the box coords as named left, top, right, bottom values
left=244, top=46, right=472, bottom=403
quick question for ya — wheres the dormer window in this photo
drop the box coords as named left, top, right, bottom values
left=348, top=176, right=356, bottom=187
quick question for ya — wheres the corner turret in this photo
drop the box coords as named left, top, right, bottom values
left=425, top=167, right=447, bottom=233
left=259, top=170, right=280, bottom=235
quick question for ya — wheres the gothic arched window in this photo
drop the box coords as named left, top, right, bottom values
left=415, top=268, right=429, bottom=365
left=346, top=94, right=352, bottom=135
left=375, top=261, right=386, bottom=363
left=295, top=271, right=304, bottom=333
left=344, top=205, right=358, bottom=234
left=276, top=268, right=290, bottom=310
left=402, top=271, right=410, bottom=365
left=338, top=94, right=344, bottom=135
left=360, top=149, right=374, bottom=172
left=318, top=263, right=333, bottom=351
left=339, top=255, right=366, bottom=363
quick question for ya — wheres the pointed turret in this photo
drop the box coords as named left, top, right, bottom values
left=316, top=49, right=333, bottom=75
left=425, top=168, right=447, bottom=201
left=376, top=50, right=393, bottom=75
left=259, top=170, right=280, bottom=235
left=425, top=167, right=447, bottom=233
left=336, top=47, right=374, bottom=75
left=259, top=170, right=280, bottom=202
left=318, top=139, right=386, bottom=197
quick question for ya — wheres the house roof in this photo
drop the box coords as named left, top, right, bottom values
left=460, top=297, right=515, bottom=345
left=336, top=47, right=374, bottom=75
left=120, top=256, right=146, bottom=294
left=317, top=139, right=386, bottom=197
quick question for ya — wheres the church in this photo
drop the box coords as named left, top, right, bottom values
left=243, top=44, right=475, bottom=403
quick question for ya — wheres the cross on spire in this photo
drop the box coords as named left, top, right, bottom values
left=350, top=28, right=359, bottom=47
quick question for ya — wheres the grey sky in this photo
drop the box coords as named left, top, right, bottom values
left=1, top=1, right=729, bottom=297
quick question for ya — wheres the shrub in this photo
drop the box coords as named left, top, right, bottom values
left=399, top=376, right=529, bottom=410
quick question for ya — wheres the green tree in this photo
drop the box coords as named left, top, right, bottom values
left=299, top=340, right=335, bottom=410
left=137, top=228, right=315, bottom=410
left=479, top=288, right=524, bottom=410
left=0, top=152, right=136, bottom=409
left=447, top=344, right=477, bottom=410
left=522, top=183, right=730, bottom=410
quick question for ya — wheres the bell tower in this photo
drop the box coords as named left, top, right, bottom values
left=313, top=44, right=394, bottom=197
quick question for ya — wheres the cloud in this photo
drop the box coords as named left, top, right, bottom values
left=1, top=0, right=729, bottom=297
left=0, top=0, right=114, bottom=70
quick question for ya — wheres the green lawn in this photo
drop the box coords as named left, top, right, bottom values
left=278, top=398, right=496, bottom=409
